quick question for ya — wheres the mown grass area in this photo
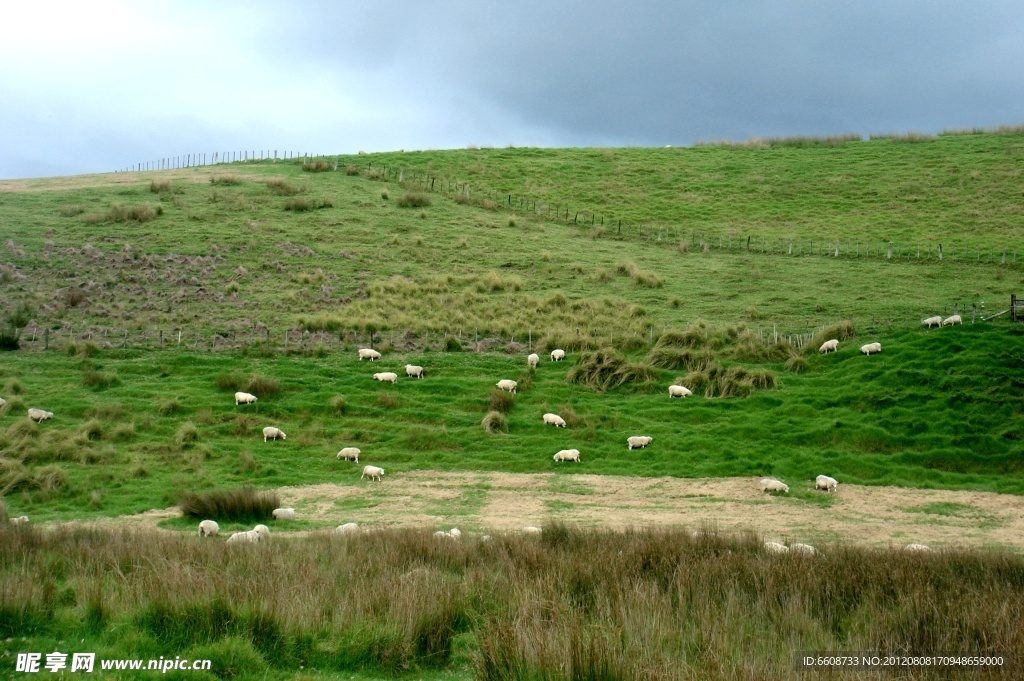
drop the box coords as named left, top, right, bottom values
left=1, top=522, right=1021, bottom=680
left=337, top=129, right=1024, bottom=246
left=0, top=322, right=1021, bottom=522
left=0, top=137, right=1018, bottom=353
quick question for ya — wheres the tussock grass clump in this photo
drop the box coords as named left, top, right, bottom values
left=377, top=393, right=400, bottom=409
left=646, top=346, right=714, bottom=371
left=265, top=178, right=301, bottom=195
left=615, top=261, right=663, bottom=287
left=301, top=160, right=332, bottom=172
left=63, top=287, right=88, bottom=308
left=175, top=422, right=199, bottom=448
left=67, top=341, right=99, bottom=358
left=178, top=485, right=279, bottom=521
left=78, top=419, right=103, bottom=441
left=567, top=348, right=656, bottom=392
left=59, top=204, right=86, bottom=217
left=345, top=164, right=360, bottom=176
left=210, top=175, right=243, bottom=185
left=329, top=395, right=348, bottom=416
left=215, top=373, right=281, bottom=399
left=682, top=362, right=778, bottom=398
left=0, top=330, right=18, bottom=351
left=785, top=354, right=808, bottom=373
left=1, top=395, right=25, bottom=415
left=156, top=398, right=180, bottom=416
left=396, top=193, right=431, bottom=208
left=482, top=410, right=508, bottom=434
left=805, top=320, right=857, bottom=355
left=3, top=378, right=24, bottom=395
left=82, top=366, right=119, bottom=390
left=284, top=197, right=332, bottom=211
left=488, top=389, right=515, bottom=413
left=149, top=180, right=172, bottom=193
left=103, top=204, right=160, bottom=223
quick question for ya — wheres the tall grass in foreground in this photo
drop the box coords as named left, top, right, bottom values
left=0, top=524, right=1020, bottom=679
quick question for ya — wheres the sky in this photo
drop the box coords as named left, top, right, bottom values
left=1, top=0, right=1023, bottom=179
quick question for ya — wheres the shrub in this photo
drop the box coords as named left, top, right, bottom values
left=396, top=193, right=431, bottom=208
left=0, top=330, right=18, bottom=351
left=567, top=348, right=656, bottom=392
left=6, top=303, right=32, bottom=330
left=445, top=337, right=462, bottom=352
left=178, top=485, right=279, bottom=521
left=488, top=389, right=515, bottom=413
left=176, top=422, right=199, bottom=448
left=482, top=410, right=508, bottom=434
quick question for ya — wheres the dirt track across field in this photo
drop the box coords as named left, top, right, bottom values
left=75, top=472, right=1024, bottom=550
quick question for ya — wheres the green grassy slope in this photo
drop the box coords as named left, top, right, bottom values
left=337, top=130, right=1024, bottom=246
left=1, top=322, right=1021, bottom=521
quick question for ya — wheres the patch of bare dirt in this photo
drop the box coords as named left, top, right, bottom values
left=59, top=473, right=1024, bottom=549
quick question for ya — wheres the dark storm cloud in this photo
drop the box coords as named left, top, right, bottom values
left=2, top=1, right=1023, bottom=179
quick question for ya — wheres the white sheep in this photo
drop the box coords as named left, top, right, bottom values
left=198, top=519, right=219, bottom=537
left=449, top=527, right=462, bottom=539
left=9, top=515, right=30, bottom=526
left=790, top=543, right=818, bottom=555
left=373, top=372, right=398, bottom=383
left=226, top=530, right=259, bottom=544
left=263, top=426, right=286, bottom=442
left=522, top=526, right=543, bottom=535
left=361, top=465, right=385, bottom=481
left=819, top=339, right=839, bottom=353
left=922, top=316, right=942, bottom=328
left=336, top=447, right=360, bottom=462
left=272, top=507, right=296, bottom=521
left=434, top=527, right=462, bottom=540
left=496, top=379, right=517, bottom=393
left=627, top=436, right=653, bottom=450
left=942, top=314, right=962, bottom=326
left=668, top=385, right=692, bottom=398
left=405, top=364, right=424, bottom=379
left=0, top=397, right=6, bottom=409
left=763, top=541, right=789, bottom=554
left=860, top=342, right=882, bottom=355
left=358, top=348, right=382, bottom=361
left=336, top=522, right=360, bottom=534
left=254, top=524, right=270, bottom=541
left=527, top=353, right=539, bottom=368
left=903, top=543, right=932, bottom=552
left=815, top=475, right=838, bottom=493
left=542, top=413, right=567, bottom=428
left=551, top=349, right=566, bottom=361
left=27, top=408, right=53, bottom=422
left=760, top=478, right=789, bottom=493
left=234, top=392, right=258, bottom=405
left=553, top=448, right=581, bottom=462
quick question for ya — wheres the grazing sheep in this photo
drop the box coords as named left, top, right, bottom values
left=234, top=392, right=258, bottom=405
left=449, top=527, right=462, bottom=539
left=904, top=543, right=932, bottom=552
left=542, top=413, right=567, bottom=428
left=522, top=526, right=543, bottom=535
left=496, top=379, right=517, bottom=393
left=760, top=478, right=789, bottom=493
left=434, top=527, right=462, bottom=540
left=198, top=519, right=219, bottom=537
left=942, top=314, right=962, bottom=326
left=790, top=543, right=818, bottom=555
left=553, top=448, right=581, bottom=462
left=860, top=342, right=882, bottom=355
left=815, top=475, right=838, bottom=493
left=358, top=348, right=382, bottom=361
left=9, top=515, right=29, bottom=526
left=481, top=534, right=493, bottom=542
left=627, top=435, right=653, bottom=450
left=272, top=507, right=296, bottom=521
left=527, top=353, right=540, bottom=368
left=337, top=522, right=360, bottom=534
left=405, top=364, right=424, bottom=379
left=0, top=397, right=6, bottom=409
left=668, top=385, right=692, bottom=398
left=226, top=530, right=259, bottom=544
left=763, top=541, right=789, bottom=554
left=253, top=524, right=270, bottom=542
left=263, top=426, right=286, bottom=442
left=373, top=372, right=398, bottom=383
left=551, top=349, right=566, bottom=361
left=819, top=339, right=839, bottom=353
left=922, top=316, right=943, bottom=328
left=336, top=447, right=360, bottom=462
left=27, top=408, right=53, bottom=422
left=361, top=465, right=385, bottom=481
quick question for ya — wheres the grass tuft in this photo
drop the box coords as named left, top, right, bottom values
left=567, top=348, right=656, bottom=392
left=178, top=485, right=279, bottom=521
left=482, top=410, right=508, bottom=434
left=396, top=193, right=431, bottom=208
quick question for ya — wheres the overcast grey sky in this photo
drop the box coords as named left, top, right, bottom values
left=2, top=1, right=1023, bottom=179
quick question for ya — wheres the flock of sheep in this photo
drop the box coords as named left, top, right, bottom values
left=5, top=332, right=953, bottom=552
